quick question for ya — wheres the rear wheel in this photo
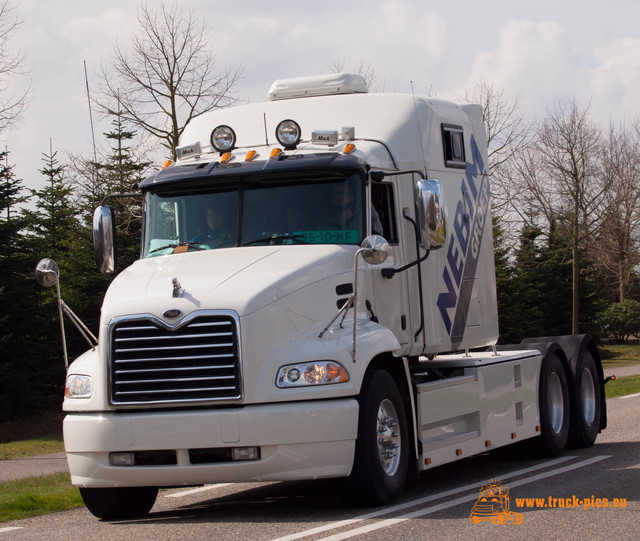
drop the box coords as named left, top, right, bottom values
left=537, top=353, right=570, bottom=456
left=349, top=370, right=408, bottom=505
left=571, top=351, right=602, bottom=448
left=79, top=486, right=158, bottom=520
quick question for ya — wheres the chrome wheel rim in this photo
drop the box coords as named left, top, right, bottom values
left=548, top=372, right=565, bottom=434
left=581, top=367, right=596, bottom=426
left=377, top=399, right=401, bottom=476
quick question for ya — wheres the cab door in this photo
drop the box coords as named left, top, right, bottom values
left=367, top=179, right=414, bottom=350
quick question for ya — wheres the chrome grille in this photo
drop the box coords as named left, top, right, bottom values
left=110, top=314, right=241, bottom=406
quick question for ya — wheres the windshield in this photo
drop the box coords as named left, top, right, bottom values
left=141, top=171, right=365, bottom=258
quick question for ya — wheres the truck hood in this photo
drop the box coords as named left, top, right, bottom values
left=101, top=245, right=356, bottom=323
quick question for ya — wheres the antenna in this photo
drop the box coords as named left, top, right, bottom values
left=263, top=112, right=269, bottom=146
left=84, top=60, right=98, bottom=182
left=411, top=81, right=428, bottom=176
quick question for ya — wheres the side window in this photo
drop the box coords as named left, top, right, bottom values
left=372, top=182, right=398, bottom=244
left=442, top=124, right=466, bottom=169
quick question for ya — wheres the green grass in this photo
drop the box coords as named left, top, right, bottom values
left=605, top=375, right=640, bottom=399
left=599, top=343, right=640, bottom=368
left=0, top=473, right=84, bottom=523
left=0, top=436, right=64, bottom=460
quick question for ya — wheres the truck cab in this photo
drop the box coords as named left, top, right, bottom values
left=58, top=73, right=605, bottom=520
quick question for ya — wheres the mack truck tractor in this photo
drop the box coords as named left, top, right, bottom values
left=37, top=73, right=606, bottom=520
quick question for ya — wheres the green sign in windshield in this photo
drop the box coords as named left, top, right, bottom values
left=293, top=230, right=359, bottom=244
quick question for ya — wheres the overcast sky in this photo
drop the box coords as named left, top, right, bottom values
left=7, top=0, right=640, bottom=192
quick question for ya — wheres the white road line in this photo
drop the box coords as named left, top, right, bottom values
left=0, top=527, right=23, bottom=533
left=315, top=455, right=612, bottom=541
left=165, top=483, right=234, bottom=498
left=620, top=392, right=640, bottom=399
left=270, top=454, right=577, bottom=541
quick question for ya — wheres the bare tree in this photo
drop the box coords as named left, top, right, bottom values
left=463, top=81, right=531, bottom=225
left=96, top=1, right=242, bottom=160
left=0, top=0, right=30, bottom=132
left=330, top=57, right=380, bottom=90
left=592, top=122, right=640, bottom=302
left=513, top=101, right=606, bottom=334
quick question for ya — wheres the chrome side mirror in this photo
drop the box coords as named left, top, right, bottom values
left=415, top=179, right=446, bottom=250
left=93, top=206, right=117, bottom=274
left=360, top=234, right=390, bottom=265
left=35, top=258, right=60, bottom=288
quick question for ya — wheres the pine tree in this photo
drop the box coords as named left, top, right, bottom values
left=0, top=150, right=43, bottom=421
left=93, top=110, right=148, bottom=270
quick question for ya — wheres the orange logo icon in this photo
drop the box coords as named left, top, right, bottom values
left=469, top=479, right=523, bottom=525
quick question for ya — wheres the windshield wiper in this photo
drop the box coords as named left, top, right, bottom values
left=148, top=241, right=205, bottom=254
left=242, top=234, right=309, bottom=246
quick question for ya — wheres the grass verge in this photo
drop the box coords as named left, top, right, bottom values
left=0, top=436, right=64, bottom=460
left=599, top=343, right=640, bottom=368
left=0, top=473, right=83, bottom=523
left=605, top=375, right=640, bottom=399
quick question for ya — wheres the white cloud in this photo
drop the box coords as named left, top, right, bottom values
left=591, top=36, right=640, bottom=122
left=463, top=19, right=591, bottom=119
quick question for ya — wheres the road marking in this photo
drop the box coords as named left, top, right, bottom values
left=313, top=455, right=612, bottom=541
left=0, top=528, right=23, bottom=533
left=270, top=454, right=577, bottom=541
left=620, top=392, right=640, bottom=399
left=165, top=483, right=233, bottom=498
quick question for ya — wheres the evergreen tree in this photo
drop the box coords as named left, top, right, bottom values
left=493, top=216, right=519, bottom=344
left=0, top=150, right=41, bottom=421
left=93, top=110, right=148, bottom=271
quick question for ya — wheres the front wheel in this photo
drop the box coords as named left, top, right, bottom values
left=349, top=370, right=408, bottom=505
left=80, top=486, right=158, bottom=520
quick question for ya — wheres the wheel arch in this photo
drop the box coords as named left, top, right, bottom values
left=363, top=353, right=419, bottom=474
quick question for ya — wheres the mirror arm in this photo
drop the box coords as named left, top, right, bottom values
left=100, top=192, right=142, bottom=206
left=60, top=299, right=98, bottom=349
left=381, top=212, right=430, bottom=279
left=381, top=211, right=427, bottom=346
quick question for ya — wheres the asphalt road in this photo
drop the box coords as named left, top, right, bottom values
left=1, top=388, right=638, bottom=541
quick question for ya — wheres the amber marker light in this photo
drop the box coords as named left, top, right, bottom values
left=270, top=148, right=282, bottom=158
left=343, top=143, right=356, bottom=154
left=162, top=160, right=173, bottom=168
left=220, top=152, right=233, bottom=163
left=245, top=150, right=257, bottom=161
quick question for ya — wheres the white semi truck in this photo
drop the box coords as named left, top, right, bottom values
left=42, top=73, right=606, bottom=519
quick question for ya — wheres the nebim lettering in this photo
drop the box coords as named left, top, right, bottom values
left=436, top=137, right=485, bottom=335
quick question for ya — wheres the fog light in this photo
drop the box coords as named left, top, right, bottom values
left=110, top=452, right=135, bottom=466
left=231, top=447, right=259, bottom=461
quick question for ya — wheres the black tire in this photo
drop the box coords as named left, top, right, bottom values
left=537, top=353, right=571, bottom=456
left=571, top=350, right=602, bottom=448
left=349, top=370, right=408, bottom=505
left=79, top=486, right=158, bottom=520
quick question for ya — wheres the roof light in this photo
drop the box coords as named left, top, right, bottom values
left=210, top=125, right=236, bottom=153
left=270, top=148, right=282, bottom=158
left=275, top=119, right=301, bottom=150
left=162, top=159, right=173, bottom=168
left=245, top=150, right=257, bottom=161
left=220, top=152, right=233, bottom=163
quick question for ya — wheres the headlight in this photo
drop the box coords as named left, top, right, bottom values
left=65, top=375, right=92, bottom=398
left=210, top=125, right=236, bottom=153
left=275, top=119, right=301, bottom=149
left=277, top=361, right=349, bottom=388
